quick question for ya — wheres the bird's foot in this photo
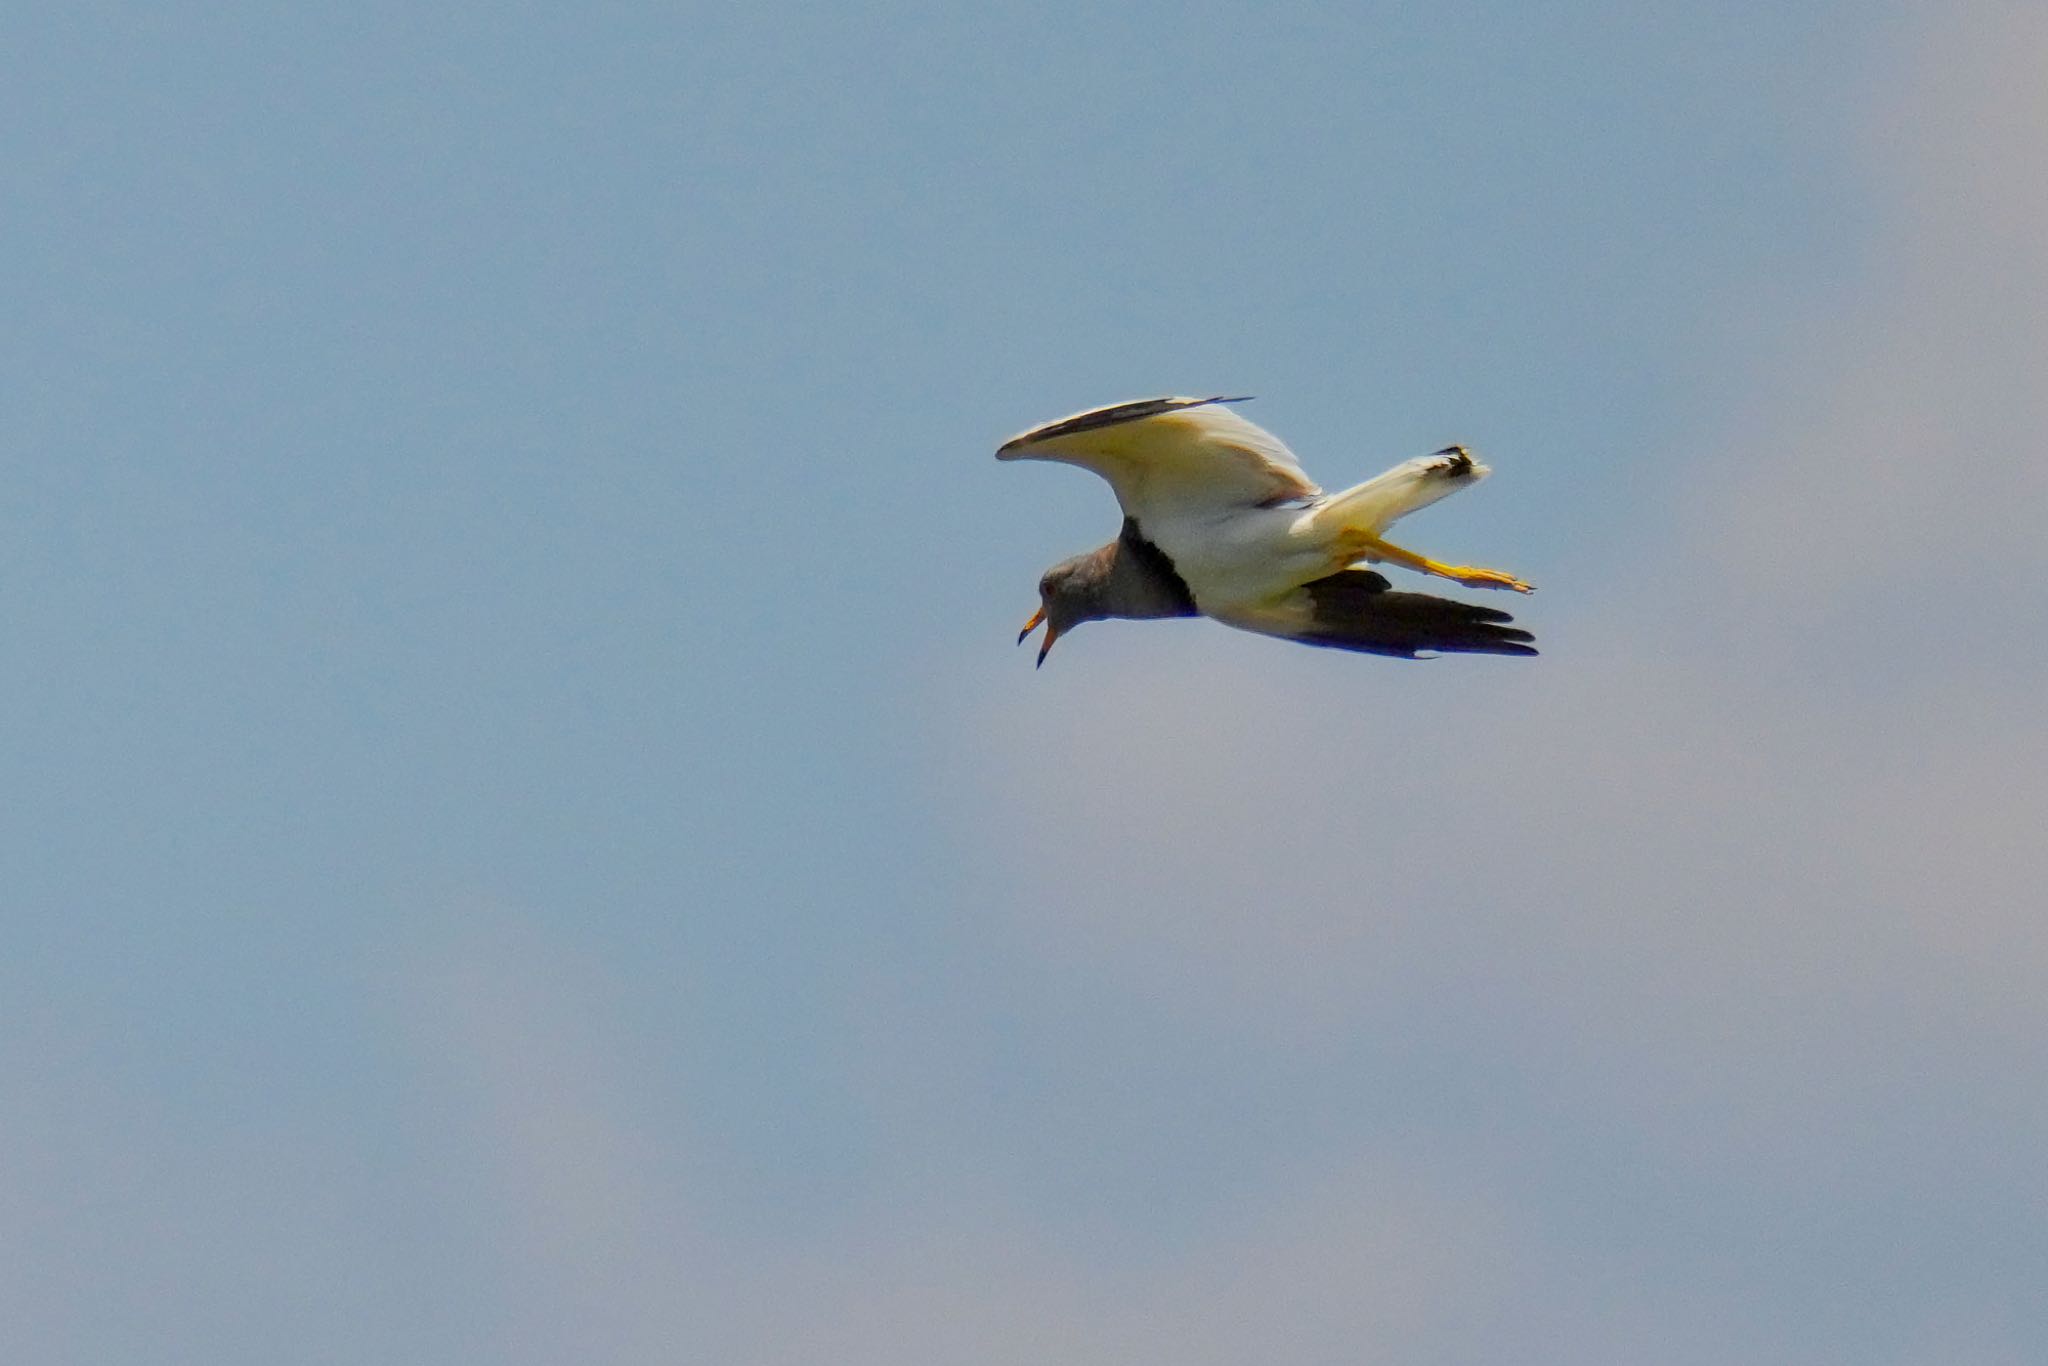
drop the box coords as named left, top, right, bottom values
left=1449, top=565, right=1535, bottom=594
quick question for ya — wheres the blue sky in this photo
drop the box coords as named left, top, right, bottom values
left=5, top=1, right=2046, bottom=1361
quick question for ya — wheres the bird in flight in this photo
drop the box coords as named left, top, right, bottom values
left=1000, top=396, right=1536, bottom=666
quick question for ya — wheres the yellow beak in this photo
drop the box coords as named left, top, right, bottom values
left=1017, top=605, right=1060, bottom=667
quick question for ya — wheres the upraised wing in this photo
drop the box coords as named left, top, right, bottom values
left=996, top=397, right=1321, bottom=518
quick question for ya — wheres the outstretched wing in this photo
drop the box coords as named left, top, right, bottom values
left=996, top=396, right=1321, bottom=519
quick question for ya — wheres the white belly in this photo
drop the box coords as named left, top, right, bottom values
left=1138, top=504, right=1331, bottom=615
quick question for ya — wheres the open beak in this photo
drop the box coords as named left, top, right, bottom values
left=1016, top=605, right=1060, bottom=667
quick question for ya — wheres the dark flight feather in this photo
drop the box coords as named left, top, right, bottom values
left=1297, top=569, right=1537, bottom=658
left=1007, top=395, right=1252, bottom=449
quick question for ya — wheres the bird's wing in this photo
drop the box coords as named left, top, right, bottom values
left=995, top=397, right=1321, bottom=519
left=1212, top=568, right=1536, bottom=658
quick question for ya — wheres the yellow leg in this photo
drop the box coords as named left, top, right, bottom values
left=1351, top=534, right=1534, bottom=593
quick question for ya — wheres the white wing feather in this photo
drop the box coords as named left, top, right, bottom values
left=995, top=397, right=1321, bottom=522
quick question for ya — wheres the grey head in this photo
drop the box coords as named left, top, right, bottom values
left=1017, top=519, right=1199, bottom=667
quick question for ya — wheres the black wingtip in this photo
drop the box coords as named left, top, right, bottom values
left=1005, top=395, right=1244, bottom=449
left=1297, top=569, right=1539, bottom=659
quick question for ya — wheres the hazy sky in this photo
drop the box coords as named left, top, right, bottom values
left=5, top=1, right=2045, bottom=1361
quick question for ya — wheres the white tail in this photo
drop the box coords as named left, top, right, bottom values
left=1310, top=447, right=1490, bottom=538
